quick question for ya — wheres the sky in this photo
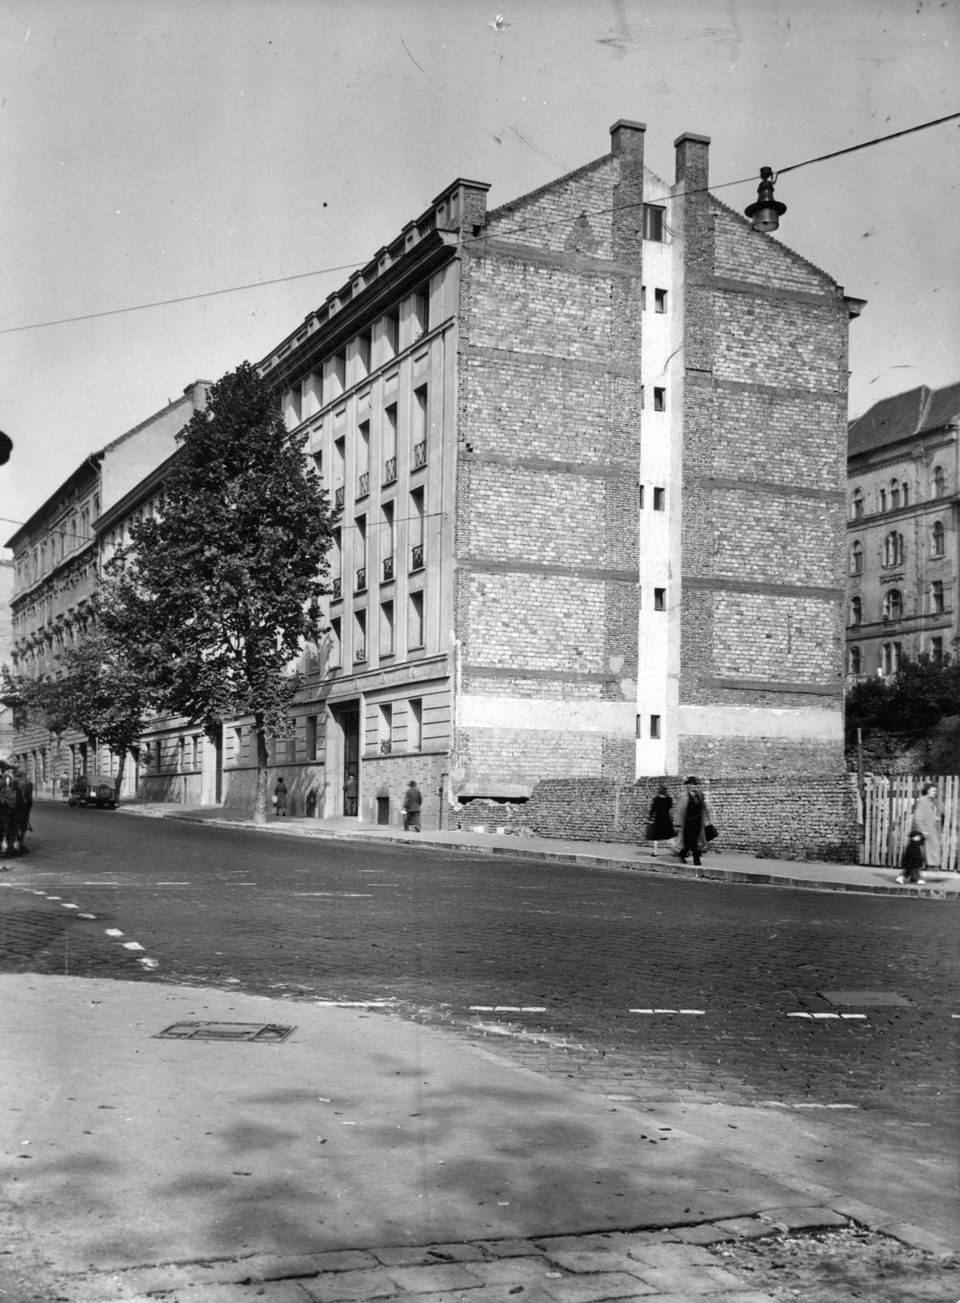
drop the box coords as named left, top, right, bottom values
left=0, top=0, right=957, bottom=547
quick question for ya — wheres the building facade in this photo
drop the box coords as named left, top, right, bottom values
left=846, top=382, right=960, bottom=678
left=249, top=121, right=862, bottom=826
left=7, top=383, right=210, bottom=794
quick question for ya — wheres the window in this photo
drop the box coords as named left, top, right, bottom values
left=408, top=698, right=423, bottom=752
left=413, top=385, right=428, bottom=468
left=930, top=636, right=944, bottom=663
left=932, top=520, right=945, bottom=557
left=851, top=489, right=863, bottom=520
left=654, top=288, right=667, bottom=313
left=410, top=486, right=425, bottom=570
left=849, top=646, right=862, bottom=675
left=901, top=482, right=909, bottom=507
left=380, top=600, right=395, bottom=656
left=640, top=285, right=647, bottom=310
left=354, top=610, right=367, bottom=663
left=934, top=465, right=946, bottom=498
left=849, top=596, right=862, bottom=627
left=883, top=531, right=904, bottom=567
left=383, top=404, right=398, bottom=484
left=286, top=382, right=303, bottom=428
left=329, top=616, right=341, bottom=668
left=412, top=286, right=430, bottom=338
left=356, top=330, right=372, bottom=378
left=889, top=479, right=900, bottom=510
left=882, top=589, right=902, bottom=621
left=334, top=437, right=346, bottom=508
left=327, top=351, right=346, bottom=402
left=653, top=387, right=665, bottom=412
left=650, top=714, right=661, bottom=739
left=409, top=590, right=424, bottom=648
left=878, top=488, right=887, bottom=512
left=653, top=487, right=666, bottom=511
left=931, top=580, right=944, bottom=615
left=381, top=501, right=395, bottom=581
left=384, top=310, right=400, bottom=359
left=355, top=515, right=367, bottom=591
left=357, top=421, right=370, bottom=496
left=378, top=703, right=393, bottom=753
left=850, top=541, right=863, bottom=575
left=642, top=203, right=665, bottom=241
left=654, top=588, right=666, bottom=611
left=882, top=641, right=902, bottom=676
left=305, top=715, right=319, bottom=762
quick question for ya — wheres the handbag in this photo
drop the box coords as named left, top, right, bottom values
left=704, top=823, right=718, bottom=842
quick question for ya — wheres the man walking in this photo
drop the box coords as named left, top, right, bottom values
left=402, top=779, right=422, bottom=832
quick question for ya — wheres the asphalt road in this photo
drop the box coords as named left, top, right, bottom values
left=2, top=802, right=958, bottom=1135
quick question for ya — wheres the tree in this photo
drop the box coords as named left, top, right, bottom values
left=100, top=362, right=337, bottom=823
left=846, top=653, right=960, bottom=740
left=1, top=630, right=151, bottom=797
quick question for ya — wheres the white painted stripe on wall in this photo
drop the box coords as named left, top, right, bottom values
left=456, top=694, right=637, bottom=735
left=679, top=704, right=843, bottom=741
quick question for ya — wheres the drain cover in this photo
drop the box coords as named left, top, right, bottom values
left=820, top=990, right=913, bottom=1007
left=155, top=1021, right=296, bottom=1042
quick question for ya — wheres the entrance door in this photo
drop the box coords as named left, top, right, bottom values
left=341, top=708, right=360, bottom=816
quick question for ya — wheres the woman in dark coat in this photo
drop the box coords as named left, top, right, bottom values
left=676, top=775, right=714, bottom=867
left=646, top=784, right=675, bottom=856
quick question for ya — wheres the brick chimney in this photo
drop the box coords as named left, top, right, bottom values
left=610, top=120, right=646, bottom=263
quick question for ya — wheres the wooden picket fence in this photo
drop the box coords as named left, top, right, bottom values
left=858, top=773, right=960, bottom=872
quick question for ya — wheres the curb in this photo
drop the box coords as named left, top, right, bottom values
left=114, top=806, right=960, bottom=900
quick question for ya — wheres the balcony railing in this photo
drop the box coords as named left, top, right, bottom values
left=383, top=456, right=397, bottom=485
left=355, top=566, right=367, bottom=593
left=379, top=739, right=392, bottom=755
left=357, top=471, right=369, bottom=497
left=413, top=441, right=427, bottom=469
left=334, top=486, right=345, bottom=509
left=382, top=555, right=394, bottom=582
left=411, top=543, right=424, bottom=571
left=331, top=577, right=342, bottom=600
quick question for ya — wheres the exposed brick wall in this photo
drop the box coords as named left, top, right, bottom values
left=477, top=773, right=860, bottom=861
left=486, top=157, right=616, bottom=257
left=714, top=206, right=833, bottom=293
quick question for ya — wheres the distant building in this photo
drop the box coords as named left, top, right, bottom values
left=846, top=382, right=960, bottom=678
left=252, top=121, right=862, bottom=826
left=7, top=383, right=210, bottom=795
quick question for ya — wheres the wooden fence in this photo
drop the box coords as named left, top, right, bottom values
left=858, top=774, right=960, bottom=872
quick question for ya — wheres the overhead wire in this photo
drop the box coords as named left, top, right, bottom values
left=0, top=111, right=956, bottom=339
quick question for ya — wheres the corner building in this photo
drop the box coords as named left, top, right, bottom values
left=258, top=121, right=862, bottom=827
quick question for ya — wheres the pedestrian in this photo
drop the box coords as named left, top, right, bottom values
left=897, top=830, right=926, bottom=886
left=402, top=779, right=422, bottom=832
left=273, top=776, right=287, bottom=817
left=645, top=783, right=674, bottom=856
left=344, top=773, right=358, bottom=816
left=675, top=775, right=714, bottom=867
left=903, top=782, right=942, bottom=882
left=59, top=771, right=71, bottom=801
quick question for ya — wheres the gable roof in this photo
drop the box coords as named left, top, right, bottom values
left=848, top=381, right=960, bottom=458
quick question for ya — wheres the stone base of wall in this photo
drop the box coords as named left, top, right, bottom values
left=845, top=719, right=960, bottom=776
left=454, top=773, right=860, bottom=862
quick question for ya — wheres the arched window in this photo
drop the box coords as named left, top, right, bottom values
left=932, top=520, right=945, bottom=557
left=850, top=540, right=863, bottom=575
left=878, top=488, right=887, bottom=512
left=930, top=636, right=945, bottom=663
left=883, top=589, right=903, bottom=621
left=849, top=596, right=862, bottom=627
left=883, top=531, right=904, bottom=567
left=889, top=479, right=900, bottom=510
left=901, top=482, right=909, bottom=507
left=882, top=641, right=901, bottom=676
left=849, top=646, right=862, bottom=675
left=930, top=581, right=944, bottom=615
left=851, top=488, right=863, bottom=520
left=933, top=465, right=946, bottom=498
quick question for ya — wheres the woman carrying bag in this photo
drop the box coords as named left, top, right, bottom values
left=645, top=784, right=675, bottom=856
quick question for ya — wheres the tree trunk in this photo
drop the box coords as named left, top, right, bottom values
left=253, top=714, right=269, bottom=825
left=113, top=749, right=127, bottom=804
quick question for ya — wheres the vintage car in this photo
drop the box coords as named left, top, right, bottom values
left=68, top=774, right=118, bottom=809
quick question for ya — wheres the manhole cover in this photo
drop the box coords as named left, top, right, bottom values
left=820, top=990, right=913, bottom=1007
left=155, top=1021, right=296, bottom=1042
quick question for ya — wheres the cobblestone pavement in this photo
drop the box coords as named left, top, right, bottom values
left=39, top=1217, right=960, bottom=1303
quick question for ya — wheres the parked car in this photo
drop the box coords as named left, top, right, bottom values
left=68, top=774, right=118, bottom=809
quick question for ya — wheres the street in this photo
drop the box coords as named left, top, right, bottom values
left=3, top=802, right=957, bottom=1130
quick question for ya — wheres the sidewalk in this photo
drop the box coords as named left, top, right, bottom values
left=1, top=973, right=956, bottom=1303
left=114, top=799, right=960, bottom=898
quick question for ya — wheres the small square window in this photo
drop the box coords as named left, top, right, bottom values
left=653, top=487, right=665, bottom=511
left=650, top=714, right=661, bottom=739
left=654, top=289, right=667, bottom=313
left=654, top=588, right=666, bottom=611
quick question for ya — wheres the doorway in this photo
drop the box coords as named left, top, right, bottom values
left=340, top=707, right=360, bottom=816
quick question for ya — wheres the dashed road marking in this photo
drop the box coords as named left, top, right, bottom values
left=156, top=881, right=191, bottom=886
left=629, top=1008, right=706, bottom=1015
left=469, top=1006, right=548, bottom=1013
left=787, top=1012, right=867, bottom=1020
left=138, top=958, right=159, bottom=970
left=313, top=999, right=397, bottom=1008
left=105, top=928, right=123, bottom=937
left=60, top=903, right=79, bottom=909
left=122, top=941, right=145, bottom=951
left=78, top=913, right=96, bottom=920
left=295, top=892, right=373, bottom=898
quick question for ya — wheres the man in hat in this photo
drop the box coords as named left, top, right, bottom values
left=675, top=775, right=714, bottom=868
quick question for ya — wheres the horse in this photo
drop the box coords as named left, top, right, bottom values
left=0, top=771, right=32, bottom=857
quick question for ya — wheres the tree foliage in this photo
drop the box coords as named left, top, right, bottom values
left=100, top=362, right=337, bottom=822
left=846, top=654, right=960, bottom=739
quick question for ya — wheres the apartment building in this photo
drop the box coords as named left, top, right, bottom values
left=6, top=383, right=210, bottom=794
left=847, top=382, right=960, bottom=678
left=252, top=120, right=862, bottom=826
